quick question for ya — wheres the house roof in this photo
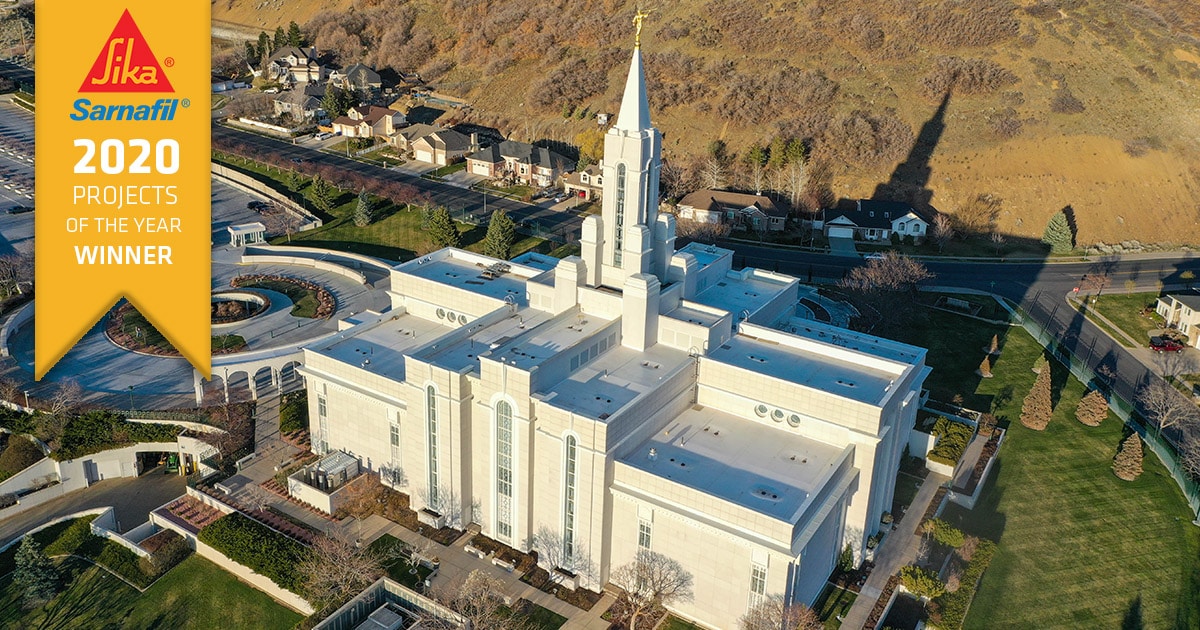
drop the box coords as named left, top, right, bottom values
left=331, top=115, right=359, bottom=127
left=342, top=63, right=382, bottom=87
left=828, top=199, right=928, bottom=229
left=468, top=140, right=568, bottom=170
left=268, top=46, right=318, bottom=65
left=398, top=123, right=440, bottom=143
left=678, top=189, right=787, bottom=218
left=564, top=165, right=602, bottom=188
left=1165, top=293, right=1200, bottom=310
left=416, top=130, right=471, bottom=152
left=350, top=105, right=401, bottom=125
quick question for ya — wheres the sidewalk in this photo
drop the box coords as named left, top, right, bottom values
left=838, top=472, right=949, bottom=630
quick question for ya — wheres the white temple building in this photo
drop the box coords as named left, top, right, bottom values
left=298, top=33, right=930, bottom=630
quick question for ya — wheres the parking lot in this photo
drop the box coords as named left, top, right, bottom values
left=0, top=99, right=35, bottom=254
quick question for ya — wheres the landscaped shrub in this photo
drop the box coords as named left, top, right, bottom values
left=280, top=391, right=309, bottom=434
left=932, top=539, right=997, bottom=628
left=928, top=417, right=974, bottom=466
left=42, top=516, right=97, bottom=556
left=1020, top=366, right=1053, bottom=430
left=1075, top=389, right=1109, bottom=427
left=55, top=411, right=181, bottom=461
left=899, top=565, right=945, bottom=599
left=137, top=530, right=192, bottom=578
left=924, top=519, right=965, bottom=548
left=198, top=512, right=307, bottom=594
left=0, top=434, right=44, bottom=478
left=1112, top=433, right=1143, bottom=481
left=91, top=538, right=156, bottom=588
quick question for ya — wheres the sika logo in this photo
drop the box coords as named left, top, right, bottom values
left=79, top=9, right=173, bottom=93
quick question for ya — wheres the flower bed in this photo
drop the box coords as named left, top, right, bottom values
left=468, top=534, right=538, bottom=573
left=197, top=512, right=308, bottom=594
left=231, top=274, right=335, bottom=319
left=953, top=430, right=1002, bottom=495
left=927, top=417, right=975, bottom=467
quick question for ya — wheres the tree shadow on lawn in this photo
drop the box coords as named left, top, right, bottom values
left=941, top=458, right=1008, bottom=544
left=38, top=561, right=135, bottom=630
left=1123, top=594, right=1144, bottom=630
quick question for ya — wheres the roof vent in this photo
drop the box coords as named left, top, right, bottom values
left=648, top=448, right=658, bottom=461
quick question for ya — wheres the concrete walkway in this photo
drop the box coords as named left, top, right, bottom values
left=950, top=434, right=988, bottom=491
left=839, top=473, right=949, bottom=630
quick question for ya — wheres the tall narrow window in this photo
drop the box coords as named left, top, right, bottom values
left=613, top=164, right=626, bottom=267
left=495, top=401, right=514, bottom=541
left=390, top=421, right=401, bottom=467
left=638, top=519, right=652, bottom=550
left=426, top=386, right=439, bottom=506
left=563, top=435, right=578, bottom=562
left=749, top=561, right=768, bottom=607
left=316, top=395, right=328, bottom=454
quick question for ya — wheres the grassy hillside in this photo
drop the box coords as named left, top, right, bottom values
left=214, top=0, right=1200, bottom=247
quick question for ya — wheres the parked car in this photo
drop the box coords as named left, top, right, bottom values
left=863, top=252, right=885, bottom=261
left=553, top=193, right=568, bottom=203
left=247, top=201, right=270, bottom=212
left=5, top=205, right=33, bottom=214
left=1150, top=336, right=1185, bottom=353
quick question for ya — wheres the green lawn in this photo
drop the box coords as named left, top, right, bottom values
left=813, top=584, right=856, bottom=629
left=0, top=555, right=301, bottom=630
left=368, top=534, right=432, bottom=591
left=212, top=334, right=247, bottom=352
left=499, top=601, right=568, bottom=630
left=931, top=326, right=1200, bottom=630
left=235, top=278, right=320, bottom=318
left=660, top=615, right=703, bottom=630
left=1087, top=292, right=1165, bottom=344
left=430, top=161, right=467, bottom=177
left=890, top=309, right=1010, bottom=411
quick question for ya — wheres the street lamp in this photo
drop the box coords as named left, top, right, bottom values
left=22, top=390, right=29, bottom=408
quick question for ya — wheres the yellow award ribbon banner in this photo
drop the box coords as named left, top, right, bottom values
left=35, top=2, right=211, bottom=379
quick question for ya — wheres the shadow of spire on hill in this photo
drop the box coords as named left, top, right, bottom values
left=870, top=90, right=951, bottom=215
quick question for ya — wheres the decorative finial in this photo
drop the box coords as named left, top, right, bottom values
left=633, top=8, right=652, bottom=49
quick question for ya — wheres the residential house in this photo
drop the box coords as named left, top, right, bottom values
left=466, top=140, right=570, bottom=187
left=330, top=63, right=383, bottom=94
left=392, top=123, right=438, bottom=151
left=563, top=164, right=603, bottom=201
left=677, top=189, right=787, bottom=232
left=1156, top=293, right=1200, bottom=345
left=273, top=83, right=327, bottom=122
left=331, top=105, right=406, bottom=142
left=410, top=130, right=473, bottom=166
left=211, top=75, right=246, bottom=92
left=824, top=199, right=930, bottom=242
left=265, top=46, right=326, bottom=85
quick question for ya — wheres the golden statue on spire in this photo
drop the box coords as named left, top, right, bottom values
left=633, top=8, right=651, bottom=49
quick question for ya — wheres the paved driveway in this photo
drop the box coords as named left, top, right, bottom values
left=828, top=236, right=858, bottom=257
left=0, top=470, right=186, bottom=547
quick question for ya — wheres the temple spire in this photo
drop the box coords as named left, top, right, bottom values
left=615, top=11, right=653, bottom=133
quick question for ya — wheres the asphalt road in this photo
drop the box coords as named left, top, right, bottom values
left=213, top=124, right=585, bottom=241
left=726, top=242, right=1200, bottom=443
left=0, top=59, right=33, bottom=88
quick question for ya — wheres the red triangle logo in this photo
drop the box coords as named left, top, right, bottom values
left=79, top=9, right=173, bottom=93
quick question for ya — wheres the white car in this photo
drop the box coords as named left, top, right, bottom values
left=863, top=252, right=885, bottom=261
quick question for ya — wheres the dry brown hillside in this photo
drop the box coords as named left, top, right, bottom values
left=213, top=0, right=1200, bottom=247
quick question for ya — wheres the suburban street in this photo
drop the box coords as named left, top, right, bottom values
left=213, top=124, right=585, bottom=241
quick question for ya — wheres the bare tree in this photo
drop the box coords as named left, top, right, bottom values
left=839, top=252, right=934, bottom=334
left=532, top=525, right=595, bottom=583
left=259, top=203, right=305, bottom=242
left=673, top=216, right=731, bottom=243
left=739, top=594, right=822, bottom=630
left=1136, top=379, right=1199, bottom=440
left=434, top=569, right=532, bottom=630
left=299, top=530, right=399, bottom=609
left=1080, top=272, right=1112, bottom=298
left=417, top=484, right=466, bottom=530
left=989, top=230, right=1006, bottom=256
left=47, top=378, right=82, bottom=416
left=698, top=157, right=726, bottom=191
left=611, top=550, right=694, bottom=630
left=952, top=193, right=1001, bottom=235
left=932, top=214, right=955, bottom=252
left=240, top=484, right=278, bottom=513
left=0, top=252, right=32, bottom=297
left=1180, top=439, right=1200, bottom=481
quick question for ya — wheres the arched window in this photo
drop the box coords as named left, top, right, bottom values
left=426, top=385, right=439, bottom=506
left=563, top=434, right=578, bottom=562
left=496, top=401, right=514, bottom=540
left=614, top=164, right=626, bottom=267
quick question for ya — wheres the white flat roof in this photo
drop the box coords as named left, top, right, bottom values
left=621, top=404, right=848, bottom=521
left=677, top=242, right=731, bottom=269
left=228, top=222, right=266, bottom=234
left=489, top=309, right=613, bottom=371
left=707, top=335, right=896, bottom=405
left=693, top=273, right=791, bottom=318
left=540, top=343, right=691, bottom=420
left=308, top=313, right=447, bottom=380
left=402, top=256, right=528, bottom=304
left=785, top=319, right=926, bottom=365
left=421, top=308, right=554, bottom=372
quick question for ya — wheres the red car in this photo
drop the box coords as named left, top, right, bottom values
left=1150, top=336, right=1185, bottom=353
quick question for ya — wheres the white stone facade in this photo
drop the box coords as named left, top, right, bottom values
left=297, top=41, right=930, bottom=630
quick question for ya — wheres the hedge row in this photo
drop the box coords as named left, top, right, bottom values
left=928, top=417, right=975, bottom=466
left=279, top=391, right=309, bottom=434
left=55, top=411, right=181, bottom=461
left=198, top=512, right=307, bottom=594
left=934, top=539, right=998, bottom=628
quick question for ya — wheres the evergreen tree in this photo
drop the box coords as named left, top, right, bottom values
left=482, top=210, right=517, bottom=260
left=353, top=189, right=374, bottom=227
left=321, top=85, right=355, bottom=118
left=285, top=169, right=305, bottom=193
left=1112, top=433, right=1143, bottom=481
left=244, top=41, right=257, bottom=65
left=767, top=135, right=789, bottom=170
left=307, top=175, right=334, bottom=214
left=273, top=26, right=287, bottom=50
left=1020, top=365, right=1053, bottom=430
left=287, top=21, right=304, bottom=47
left=977, top=356, right=993, bottom=378
left=1041, top=211, right=1074, bottom=254
left=428, top=207, right=461, bottom=249
left=256, top=32, right=271, bottom=59
left=1076, top=389, right=1109, bottom=427
left=14, top=536, right=58, bottom=608
left=1032, top=353, right=1048, bottom=374
left=984, top=334, right=1000, bottom=355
